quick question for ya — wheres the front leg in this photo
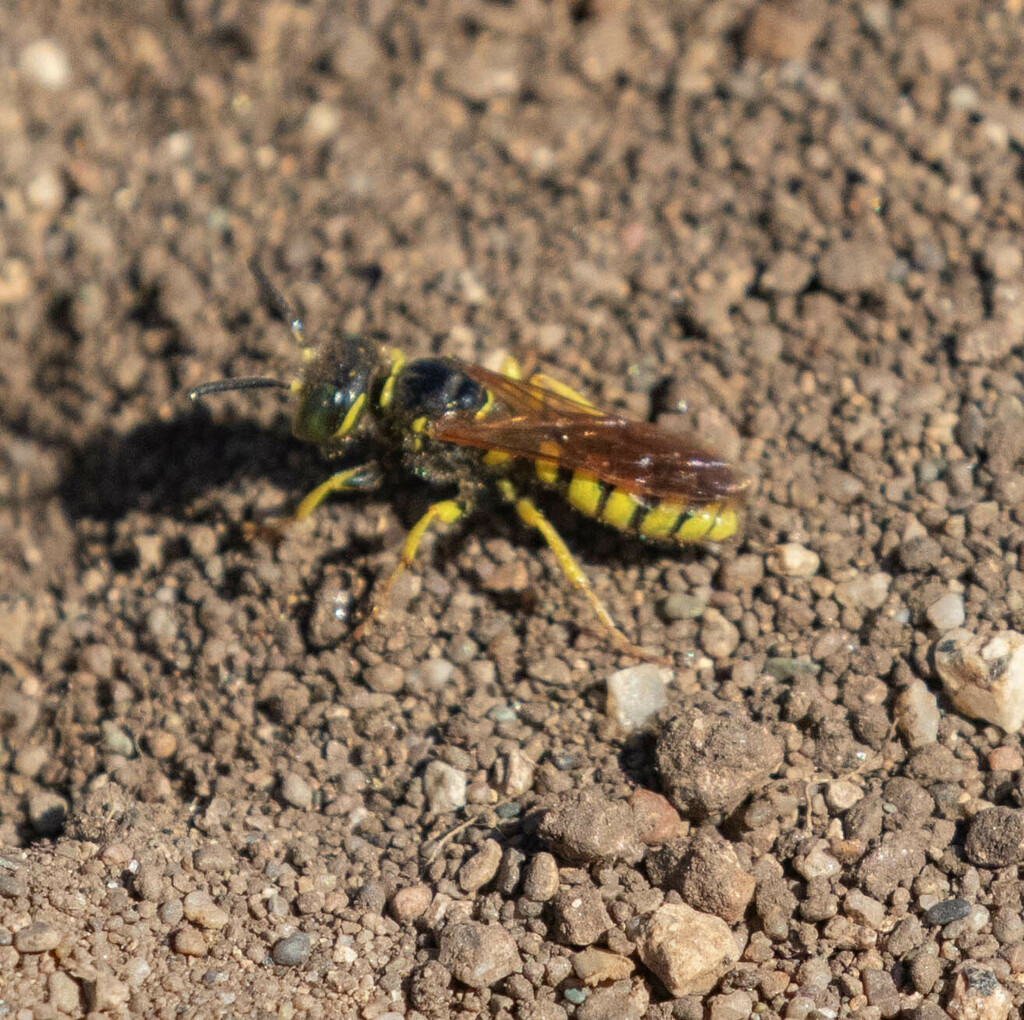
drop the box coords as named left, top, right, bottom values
left=244, top=463, right=382, bottom=545
left=294, top=463, right=383, bottom=521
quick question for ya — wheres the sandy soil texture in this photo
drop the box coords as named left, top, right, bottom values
left=4, top=1, right=1024, bottom=1017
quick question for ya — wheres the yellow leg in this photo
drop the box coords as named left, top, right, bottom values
left=501, top=355, right=598, bottom=410
left=496, top=480, right=664, bottom=661
left=353, top=497, right=468, bottom=639
left=294, top=463, right=382, bottom=521
left=526, top=372, right=598, bottom=409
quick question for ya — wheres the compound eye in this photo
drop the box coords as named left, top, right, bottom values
left=293, top=385, right=350, bottom=444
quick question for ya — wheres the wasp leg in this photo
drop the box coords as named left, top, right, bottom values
left=352, top=494, right=473, bottom=640
left=499, top=355, right=523, bottom=379
left=244, top=463, right=383, bottom=544
left=495, top=479, right=664, bottom=662
left=294, top=463, right=383, bottom=521
left=500, top=354, right=599, bottom=410
left=249, top=255, right=310, bottom=351
left=526, top=372, right=598, bottom=409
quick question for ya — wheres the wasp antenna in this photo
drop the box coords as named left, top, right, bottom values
left=189, top=377, right=291, bottom=400
left=248, top=255, right=307, bottom=346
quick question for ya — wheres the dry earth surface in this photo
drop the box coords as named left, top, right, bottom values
left=4, top=1, right=1024, bottom=1018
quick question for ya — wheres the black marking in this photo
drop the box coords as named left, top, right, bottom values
left=397, top=359, right=488, bottom=417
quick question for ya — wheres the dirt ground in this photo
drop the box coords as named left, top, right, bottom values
left=4, top=0, right=1024, bottom=1017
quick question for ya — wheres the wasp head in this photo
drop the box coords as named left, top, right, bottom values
left=291, top=336, right=380, bottom=449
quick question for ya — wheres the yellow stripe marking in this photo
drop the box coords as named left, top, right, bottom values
left=601, top=488, right=637, bottom=531
left=535, top=440, right=560, bottom=486
left=379, top=350, right=406, bottom=408
left=639, top=502, right=683, bottom=540
left=567, top=472, right=602, bottom=516
left=707, top=507, right=738, bottom=541
left=335, top=391, right=366, bottom=438
left=483, top=450, right=512, bottom=468
left=675, top=508, right=714, bottom=541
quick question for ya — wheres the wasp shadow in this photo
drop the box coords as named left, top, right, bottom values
left=56, top=413, right=319, bottom=524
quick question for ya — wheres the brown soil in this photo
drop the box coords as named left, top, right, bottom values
left=3, top=1, right=1024, bottom=1017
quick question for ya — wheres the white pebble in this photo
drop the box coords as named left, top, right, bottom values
left=606, top=664, right=669, bottom=731
left=424, top=760, right=467, bottom=813
left=636, top=903, right=740, bottom=996
left=894, top=681, right=940, bottom=747
left=934, top=629, right=1024, bottom=732
left=767, top=542, right=820, bottom=577
left=26, top=169, right=65, bottom=212
left=19, top=39, right=71, bottom=89
left=794, top=843, right=841, bottom=881
left=926, top=593, right=966, bottom=630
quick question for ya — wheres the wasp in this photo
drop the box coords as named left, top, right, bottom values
left=190, top=263, right=749, bottom=658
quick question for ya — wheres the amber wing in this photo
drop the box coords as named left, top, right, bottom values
left=430, top=363, right=749, bottom=504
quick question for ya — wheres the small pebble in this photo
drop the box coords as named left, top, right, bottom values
left=825, top=780, right=864, bottom=811
left=101, top=720, right=136, bottom=757
left=13, top=744, right=48, bottom=778
left=923, top=899, right=971, bottom=926
left=571, top=948, right=634, bottom=987
left=630, top=789, right=682, bottom=845
left=926, top=593, right=966, bottom=630
left=522, top=852, right=560, bottom=901
left=437, top=922, right=521, bottom=988
left=988, top=747, right=1023, bottom=772
left=660, top=593, right=705, bottom=621
left=636, top=903, right=740, bottom=996
left=19, top=38, right=71, bottom=89
left=85, top=972, right=129, bottom=1012
left=390, top=884, right=431, bottom=922
left=14, top=921, right=62, bottom=954
left=364, top=662, right=404, bottom=694
left=183, top=890, right=229, bottom=929
left=193, top=844, right=234, bottom=874
left=845, top=889, right=886, bottom=929
left=964, top=808, right=1024, bottom=867
left=657, top=708, right=783, bottom=817
left=606, top=664, right=668, bottom=731
left=700, top=609, right=740, bottom=658
left=717, top=554, right=764, bottom=590
left=766, top=543, right=820, bottom=577
left=146, top=606, right=178, bottom=645
left=147, top=730, right=177, bottom=759
left=172, top=926, right=207, bottom=957
left=894, top=681, right=941, bottom=748
left=47, top=971, right=81, bottom=1013
left=946, top=964, right=1012, bottom=1020
left=279, top=772, right=313, bottom=810
left=552, top=884, right=612, bottom=946
left=539, top=788, right=643, bottom=865
left=458, top=839, right=502, bottom=893
left=795, top=845, right=841, bottom=881
left=934, top=629, right=1024, bottom=731
left=764, top=657, right=820, bottom=681
left=493, top=749, right=534, bottom=797
left=818, top=237, right=892, bottom=295
left=272, top=931, right=311, bottom=967
left=424, top=760, right=467, bottom=813
left=28, top=792, right=68, bottom=837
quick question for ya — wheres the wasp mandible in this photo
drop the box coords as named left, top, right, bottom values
left=190, top=262, right=749, bottom=658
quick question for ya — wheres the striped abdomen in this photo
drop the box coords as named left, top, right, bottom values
left=484, top=449, right=739, bottom=543
left=554, top=466, right=738, bottom=543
